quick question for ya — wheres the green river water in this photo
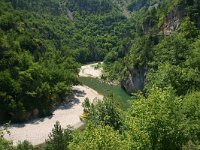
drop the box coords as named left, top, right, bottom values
left=79, top=77, right=131, bottom=102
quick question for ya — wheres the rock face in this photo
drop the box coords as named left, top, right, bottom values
left=121, top=5, right=185, bottom=94
left=162, top=6, right=184, bottom=35
left=120, top=68, right=146, bottom=94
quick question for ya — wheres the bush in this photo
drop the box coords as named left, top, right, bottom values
left=45, top=121, right=73, bottom=150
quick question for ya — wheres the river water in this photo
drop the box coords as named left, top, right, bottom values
left=79, top=77, right=131, bottom=102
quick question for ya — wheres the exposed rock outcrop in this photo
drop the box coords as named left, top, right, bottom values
left=67, top=8, right=74, bottom=20
left=162, top=6, right=184, bottom=35
left=112, top=0, right=132, bottom=18
left=121, top=5, right=185, bottom=94
left=120, top=68, right=146, bottom=94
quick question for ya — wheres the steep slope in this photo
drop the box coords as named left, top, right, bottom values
left=0, top=0, right=200, bottom=149
left=104, top=0, right=200, bottom=94
left=0, top=0, right=128, bottom=123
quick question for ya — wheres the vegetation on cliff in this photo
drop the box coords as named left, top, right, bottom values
left=0, top=0, right=200, bottom=149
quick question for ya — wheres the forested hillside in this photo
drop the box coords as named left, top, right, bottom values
left=0, top=0, right=129, bottom=122
left=104, top=0, right=200, bottom=95
left=0, top=0, right=200, bottom=149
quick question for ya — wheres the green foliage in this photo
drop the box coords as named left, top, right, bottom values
left=98, top=0, right=200, bottom=148
left=179, top=17, right=199, bottom=40
left=45, top=121, right=73, bottom=150
left=146, top=63, right=200, bottom=95
left=104, top=51, right=118, bottom=64
left=186, top=37, right=200, bottom=70
left=69, top=87, right=200, bottom=150
left=82, top=98, right=91, bottom=113
left=127, top=86, right=200, bottom=149
left=0, top=137, right=14, bottom=150
left=0, top=1, right=81, bottom=122
left=67, top=0, right=113, bottom=15
left=16, top=141, right=34, bottom=150
left=0, top=124, right=13, bottom=150
left=127, top=35, right=154, bottom=68
left=182, top=92, right=200, bottom=143
left=0, top=0, right=200, bottom=149
left=128, top=87, right=186, bottom=149
left=86, top=94, right=125, bottom=131
left=153, top=33, right=188, bottom=65
left=69, top=125, right=129, bottom=150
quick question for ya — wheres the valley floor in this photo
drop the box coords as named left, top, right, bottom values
left=79, top=62, right=103, bottom=78
left=3, top=85, right=103, bottom=145
left=1, top=63, right=104, bottom=145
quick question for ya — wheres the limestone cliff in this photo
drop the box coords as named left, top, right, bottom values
left=120, top=68, right=146, bottom=94
left=162, top=5, right=184, bottom=35
left=120, top=4, right=185, bottom=94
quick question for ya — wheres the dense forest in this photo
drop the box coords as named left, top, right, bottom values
left=0, top=0, right=129, bottom=122
left=0, top=0, right=200, bottom=149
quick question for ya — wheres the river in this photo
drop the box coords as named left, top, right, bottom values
left=79, top=77, right=131, bottom=102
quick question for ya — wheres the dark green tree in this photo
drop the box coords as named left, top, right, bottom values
left=45, top=121, right=73, bottom=150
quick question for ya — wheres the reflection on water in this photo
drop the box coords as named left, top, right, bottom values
left=79, top=77, right=131, bottom=102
